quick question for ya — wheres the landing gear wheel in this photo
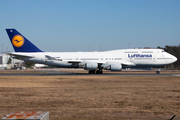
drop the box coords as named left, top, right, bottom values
left=96, top=70, right=103, bottom=74
left=89, top=70, right=95, bottom=74
left=96, top=70, right=100, bottom=74
left=156, top=71, right=160, bottom=74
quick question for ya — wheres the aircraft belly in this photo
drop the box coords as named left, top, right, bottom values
left=44, top=61, right=77, bottom=68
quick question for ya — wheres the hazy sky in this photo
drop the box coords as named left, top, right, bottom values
left=0, top=0, right=180, bottom=52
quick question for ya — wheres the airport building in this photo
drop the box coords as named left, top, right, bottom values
left=0, top=54, right=24, bottom=69
left=0, top=54, right=47, bottom=69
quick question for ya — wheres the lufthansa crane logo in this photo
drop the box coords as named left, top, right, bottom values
left=12, top=35, right=24, bottom=47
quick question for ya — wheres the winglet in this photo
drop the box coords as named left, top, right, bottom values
left=6, top=29, right=43, bottom=52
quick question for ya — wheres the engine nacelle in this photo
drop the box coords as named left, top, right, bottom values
left=110, top=64, right=122, bottom=71
left=85, top=62, right=98, bottom=70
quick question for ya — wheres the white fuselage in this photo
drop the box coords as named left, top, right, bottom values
left=12, top=49, right=177, bottom=69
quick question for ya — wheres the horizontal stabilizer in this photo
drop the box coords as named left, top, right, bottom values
left=6, top=53, right=34, bottom=59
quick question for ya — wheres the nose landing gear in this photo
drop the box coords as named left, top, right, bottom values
left=156, top=68, right=160, bottom=74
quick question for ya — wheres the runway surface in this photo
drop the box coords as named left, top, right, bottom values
left=0, top=70, right=180, bottom=76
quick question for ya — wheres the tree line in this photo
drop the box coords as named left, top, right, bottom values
left=158, top=45, right=180, bottom=69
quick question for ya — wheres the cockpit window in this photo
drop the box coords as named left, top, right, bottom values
left=162, top=51, right=165, bottom=52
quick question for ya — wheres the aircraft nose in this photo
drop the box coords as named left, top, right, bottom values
left=173, top=55, right=177, bottom=62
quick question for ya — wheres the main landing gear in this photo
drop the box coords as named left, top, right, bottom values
left=88, top=70, right=103, bottom=74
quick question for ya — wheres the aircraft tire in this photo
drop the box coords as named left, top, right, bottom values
left=96, top=70, right=100, bottom=74
left=156, top=71, right=160, bottom=74
left=89, top=70, right=96, bottom=74
left=96, top=70, right=103, bottom=74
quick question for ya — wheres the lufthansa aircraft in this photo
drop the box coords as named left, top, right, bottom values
left=6, top=29, right=177, bottom=74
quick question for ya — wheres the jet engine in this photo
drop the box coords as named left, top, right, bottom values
left=110, top=64, right=122, bottom=71
left=85, top=62, right=98, bottom=70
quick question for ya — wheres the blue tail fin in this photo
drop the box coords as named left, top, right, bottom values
left=6, top=29, right=43, bottom=52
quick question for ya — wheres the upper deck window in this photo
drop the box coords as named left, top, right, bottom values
left=142, top=51, right=153, bottom=53
left=124, top=51, right=138, bottom=53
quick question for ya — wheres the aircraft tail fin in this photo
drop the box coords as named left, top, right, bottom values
left=6, top=29, right=43, bottom=52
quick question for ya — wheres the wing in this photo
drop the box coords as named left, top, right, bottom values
left=120, top=60, right=136, bottom=66
left=45, top=55, right=82, bottom=63
left=66, top=60, right=83, bottom=63
left=45, top=55, right=59, bottom=60
left=6, top=53, right=34, bottom=59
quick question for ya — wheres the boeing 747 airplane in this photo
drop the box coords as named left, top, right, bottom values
left=6, top=29, right=177, bottom=74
